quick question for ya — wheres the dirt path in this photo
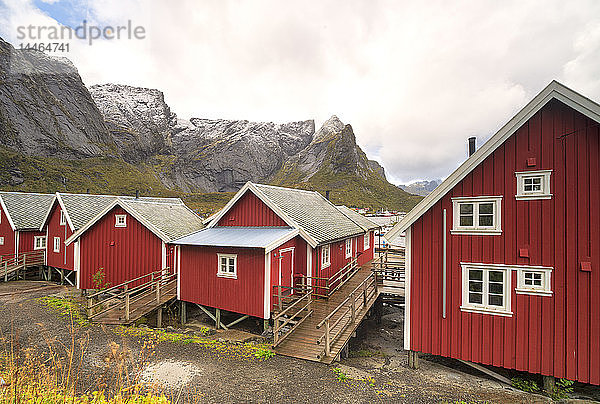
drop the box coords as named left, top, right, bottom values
left=0, top=281, right=558, bottom=403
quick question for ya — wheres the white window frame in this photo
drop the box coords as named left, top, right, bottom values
left=0, top=237, right=4, bottom=246
left=60, top=210, right=66, bottom=226
left=53, top=237, right=61, bottom=253
left=461, top=262, right=512, bottom=317
left=321, top=244, right=331, bottom=269
left=451, top=196, right=502, bottom=235
left=516, top=266, right=552, bottom=296
left=115, top=214, right=127, bottom=228
left=515, top=170, right=552, bottom=200
left=217, top=253, right=237, bottom=279
left=364, top=232, right=370, bottom=249
left=34, top=236, right=46, bottom=250
left=345, top=238, right=352, bottom=258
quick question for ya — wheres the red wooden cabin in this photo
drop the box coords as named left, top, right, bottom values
left=387, top=81, right=600, bottom=385
left=174, top=182, right=379, bottom=321
left=0, top=192, right=54, bottom=262
left=41, top=193, right=203, bottom=289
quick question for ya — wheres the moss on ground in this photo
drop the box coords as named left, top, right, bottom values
left=37, top=295, right=90, bottom=327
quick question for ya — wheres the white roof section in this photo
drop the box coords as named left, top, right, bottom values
left=386, top=80, right=600, bottom=240
left=172, top=226, right=299, bottom=251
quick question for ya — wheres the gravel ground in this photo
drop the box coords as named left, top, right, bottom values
left=0, top=281, right=593, bottom=403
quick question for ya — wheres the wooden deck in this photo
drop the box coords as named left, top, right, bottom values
left=87, top=270, right=177, bottom=325
left=273, top=264, right=379, bottom=364
left=0, top=251, right=45, bottom=282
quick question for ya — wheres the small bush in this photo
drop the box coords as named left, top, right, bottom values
left=511, top=377, right=540, bottom=393
left=550, top=378, right=574, bottom=400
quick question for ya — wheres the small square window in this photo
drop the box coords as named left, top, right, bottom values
left=452, top=197, right=502, bottom=235
left=34, top=236, right=46, bottom=250
left=115, top=214, right=127, bottom=228
left=217, top=254, right=237, bottom=279
left=60, top=210, right=66, bottom=226
left=516, top=170, right=552, bottom=200
left=0, top=237, right=4, bottom=246
left=53, top=237, right=60, bottom=253
left=516, top=267, right=552, bottom=295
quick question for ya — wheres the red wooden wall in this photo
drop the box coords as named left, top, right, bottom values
left=46, top=202, right=74, bottom=271
left=79, top=206, right=163, bottom=289
left=409, top=99, right=600, bottom=384
left=218, top=192, right=287, bottom=227
left=269, top=235, right=307, bottom=309
left=0, top=205, right=15, bottom=258
left=18, top=230, right=46, bottom=254
left=179, top=245, right=266, bottom=318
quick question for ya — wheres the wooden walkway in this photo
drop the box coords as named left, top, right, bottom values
left=87, top=270, right=177, bottom=325
left=273, top=264, right=379, bottom=364
left=0, top=251, right=45, bottom=282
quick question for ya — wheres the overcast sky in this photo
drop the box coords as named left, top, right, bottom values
left=1, top=0, right=600, bottom=184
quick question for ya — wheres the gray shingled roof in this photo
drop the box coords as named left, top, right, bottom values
left=58, top=193, right=182, bottom=230
left=122, top=199, right=205, bottom=241
left=252, top=184, right=364, bottom=245
left=0, top=192, right=54, bottom=230
left=336, top=206, right=380, bottom=231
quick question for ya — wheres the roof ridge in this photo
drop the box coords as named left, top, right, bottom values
left=58, top=192, right=179, bottom=200
left=117, top=197, right=183, bottom=206
left=0, top=191, right=54, bottom=196
left=252, top=183, right=319, bottom=195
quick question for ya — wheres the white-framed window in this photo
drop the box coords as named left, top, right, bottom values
left=115, top=214, right=127, bottom=228
left=53, top=237, right=61, bottom=253
left=34, top=236, right=46, bottom=250
left=515, top=170, right=552, bottom=200
left=321, top=244, right=331, bottom=269
left=451, top=196, right=502, bottom=235
left=0, top=237, right=4, bottom=246
left=461, top=263, right=512, bottom=316
left=516, top=267, right=552, bottom=296
left=60, top=210, right=66, bottom=226
left=217, top=253, right=237, bottom=279
left=364, top=232, right=370, bottom=249
left=345, top=238, right=352, bottom=258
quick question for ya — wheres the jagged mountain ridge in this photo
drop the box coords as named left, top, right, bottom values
left=0, top=37, right=420, bottom=210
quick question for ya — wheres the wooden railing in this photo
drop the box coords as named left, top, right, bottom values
left=272, top=290, right=313, bottom=347
left=272, top=284, right=310, bottom=312
left=315, top=272, right=377, bottom=359
left=295, top=258, right=359, bottom=298
left=371, top=249, right=405, bottom=293
left=86, top=268, right=175, bottom=322
left=1, top=250, right=45, bottom=281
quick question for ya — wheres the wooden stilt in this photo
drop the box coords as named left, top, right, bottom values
left=543, top=375, right=555, bottom=393
left=374, top=296, right=383, bottom=325
left=60, top=269, right=64, bottom=285
left=408, top=350, right=420, bottom=369
left=181, top=301, right=187, bottom=325
left=157, top=306, right=163, bottom=328
left=215, top=308, right=221, bottom=329
left=263, top=319, right=269, bottom=333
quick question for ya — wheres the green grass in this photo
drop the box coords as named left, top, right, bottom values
left=37, top=295, right=90, bottom=327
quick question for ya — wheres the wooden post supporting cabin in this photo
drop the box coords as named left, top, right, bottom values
left=374, top=295, right=383, bottom=325
left=215, top=308, right=221, bottom=330
left=124, top=285, right=130, bottom=322
left=543, top=376, right=555, bottom=393
left=408, top=350, right=420, bottom=369
left=263, top=319, right=269, bottom=333
left=60, top=269, right=64, bottom=285
left=4, top=262, right=7, bottom=282
left=157, top=306, right=163, bottom=328
left=181, top=301, right=187, bottom=325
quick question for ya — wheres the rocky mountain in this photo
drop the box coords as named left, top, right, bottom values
left=0, top=37, right=421, bottom=211
left=399, top=179, right=441, bottom=196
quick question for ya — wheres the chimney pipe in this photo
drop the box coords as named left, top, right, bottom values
left=325, top=190, right=330, bottom=200
left=135, top=190, right=139, bottom=199
left=468, top=137, right=476, bottom=156
left=86, top=188, right=90, bottom=194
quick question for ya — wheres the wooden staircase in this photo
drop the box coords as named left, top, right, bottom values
left=86, top=269, right=177, bottom=325
left=272, top=264, right=379, bottom=364
left=0, top=251, right=45, bottom=281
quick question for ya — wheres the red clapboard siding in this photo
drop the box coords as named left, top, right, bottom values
left=46, top=202, right=74, bottom=271
left=79, top=206, right=163, bottom=290
left=408, top=99, right=600, bottom=385
left=0, top=204, right=15, bottom=258
left=18, top=230, right=46, bottom=254
left=269, top=236, right=307, bottom=310
left=218, top=192, right=287, bottom=227
left=179, top=245, right=265, bottom=318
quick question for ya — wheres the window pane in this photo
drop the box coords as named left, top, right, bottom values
left=524, top=278, right=533, bottom=285
left=489, top=271, right=503, bottom=283
left=469, top=281, right=483, bottom=292
left=221, top=257, right=227, bottom=266
left=479, top=203, right=493, bottom=214
left=489, top=282, right=503, bottom=294
left=479, top=215, right=493, bottom=226
left=469, top=293, right=483, bottom=304
left=460, top=204, right=473, bottom=214
left=460, top=216, right=473, bottom=226
left=469, top=269, right=483, bottom=281
left=489, top=295, right=503, bottom=306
